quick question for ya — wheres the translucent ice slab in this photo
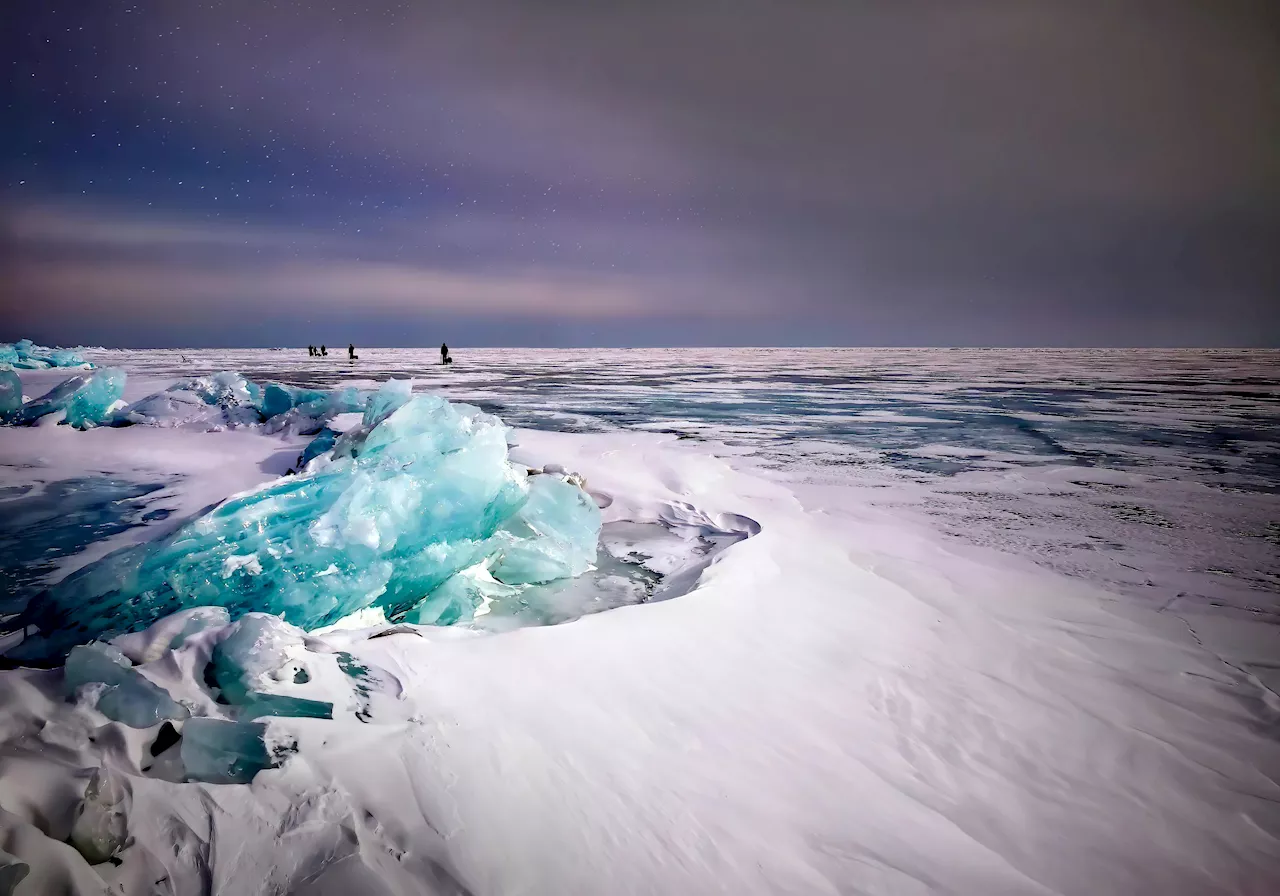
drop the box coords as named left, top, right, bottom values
left=63, top=642, right=189, bottom=728
left=180, top=718, right=278, bottom=784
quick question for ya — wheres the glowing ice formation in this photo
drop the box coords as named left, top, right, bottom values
left=15, top=368, right=126, bottom=428
left=63, top=642, right=189, bottom=728
left=13, top=384, right=602, bottom=661
left=0, top=339, right=89, bottom=370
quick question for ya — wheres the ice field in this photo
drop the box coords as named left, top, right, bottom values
left=0, top=345, right=1277, bottom=894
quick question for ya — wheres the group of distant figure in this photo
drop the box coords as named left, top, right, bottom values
left=306, top=343, right=453, bottom=364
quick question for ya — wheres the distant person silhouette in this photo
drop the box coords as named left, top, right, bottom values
left=320, top=344, right=327, bottom=356
left=440, top=342, right=450, bottom=365
left=348, top=343, right=356, bottom=360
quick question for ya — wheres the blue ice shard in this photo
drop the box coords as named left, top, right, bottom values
left=401, top=565, right=521, bottom=626
left=63, top=642, right=189, bottom=728
left=15, top=369, right=125, bottom=427
left=257, top=382, right=328, bottom=420
left=491, top=475, right=602, bottom=585
left=0, top=369, right=22, bottom=417
left=298, top=427, right=339, bottom=468
left=237, top=692, right=333, bottom=720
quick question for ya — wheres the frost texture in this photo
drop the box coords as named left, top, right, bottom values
left=63, top=642, right=189, bottom=728
left=15, top=368, right=126, bottom=428
left=0, top=338, right=89, bottom=370
left=13, top=384, right=602, bottom=661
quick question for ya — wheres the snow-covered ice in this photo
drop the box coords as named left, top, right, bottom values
left=0, top=347, right=1277, bottom=894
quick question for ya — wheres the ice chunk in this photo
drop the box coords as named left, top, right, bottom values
left=111, top=606, right=231, bottom=664
left=68, top=768, right=129, bottom=864
left=257, top=382, right=328, bottom=420
left=0, top=370, right=21, bottom=417
left=64, top=642, right=190, bottom=728
left=14, top=368, right=125, bottom=427
left=237, top=692, right=333, bottom=720
left=259, top=383, right=297, bottom=419
left=187, top=370, right=261, bottom=408
left=491, top=475, right=602, bottom=584
left=63, top=368, right=126, bottom=429
left=180, top=718, right=277, bottom=784
left=401, top=564, right=521, bottom=625
left=298, top=427, right=339, bottom=468
left=209, top=613, right=310, bottom=705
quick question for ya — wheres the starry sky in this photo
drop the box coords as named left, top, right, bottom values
left=2, top=0, right=1278, bottom=348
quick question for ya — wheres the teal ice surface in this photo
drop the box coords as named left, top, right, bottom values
left=16, top=368, right=126, bottom=427
left=63, top=642, right=189, bottom=728
left=179, top=718, right=277, bottom=784
left=11, top=384, right=600, bottom=662
left=0, top=370, right=21, bottom=416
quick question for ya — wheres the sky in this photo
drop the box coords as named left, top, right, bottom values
left=2, top=0, right=1278, bottom=348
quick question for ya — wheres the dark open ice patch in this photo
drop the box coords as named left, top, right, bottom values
left=0, top=477, right=168, bottom=611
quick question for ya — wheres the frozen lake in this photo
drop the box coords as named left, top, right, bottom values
left=80, top=346, right=1280, bottom=678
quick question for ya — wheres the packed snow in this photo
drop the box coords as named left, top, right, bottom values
left=0, top=347, right=1277, bottom=895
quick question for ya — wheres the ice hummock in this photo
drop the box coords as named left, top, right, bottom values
left=1, top=363, right=368, bottom=436
left=10, top=383, right=602, bottom=662
left=0, top=338, right=90, bottom=370
left=14, top=368, right=126, bottom=428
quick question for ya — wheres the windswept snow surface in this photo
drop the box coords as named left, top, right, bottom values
left=0, top=348, right=1278, bottom=895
